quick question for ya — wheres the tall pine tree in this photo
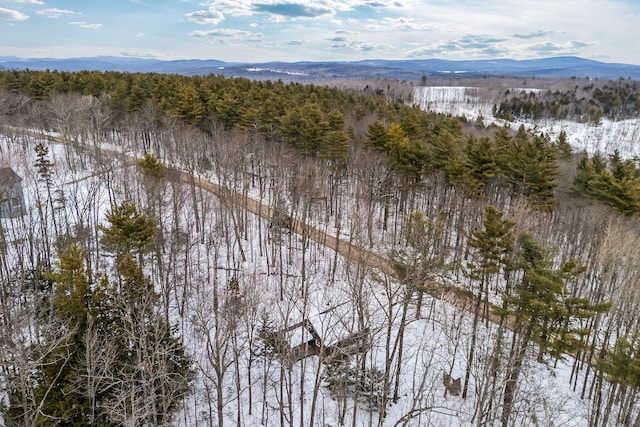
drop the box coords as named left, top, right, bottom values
left=463, top=206, right=515, bottom=398
left=498, top=234, right=609, bottom=426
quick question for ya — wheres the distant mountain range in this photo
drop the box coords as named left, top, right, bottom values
left=1, top=55, right=639, bottom=81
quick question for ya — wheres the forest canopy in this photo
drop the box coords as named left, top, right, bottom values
left=0, top=69, right=564, bottom=211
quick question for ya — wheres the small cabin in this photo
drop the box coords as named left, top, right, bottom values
left=0, top=167, right=25, bottom=218
left=267, top=318, right=370, bottom=364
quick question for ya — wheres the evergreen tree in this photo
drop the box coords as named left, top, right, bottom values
left=573, top=153, right=640, bottom=215
left=385, top=123, right=426, bottom=176
left=34, top=141, right=58, bottom=247
left=278, top=102, right=325, bottom=155
left=492, top=126, right=513, bottom=173
left=99, top=199, right=157, bottom=264
left=608, top=149, right=623, bottom=170
left=611, top=158, right=638, bottom=182
left=321, top=109, right=349, bottom=165
left=573, top=156, right=596, bottom=194
left=171, top=82, right=204, bottom=125
left=498, top=234, right=609, bottom=426
left=589, top=170, right=640, bottom=215
left=126, top=79, right=149, bottom=113
left=385, top=123, right=411, bottom=169
left=3, top=243, right=193, bottom=425
left=463, top=206, right=515, bottom=398
left=213, top=88, right=242, bottom=127
left=399, top=109, right=424, bottom=142
left=554, top=130, right=573, bottom=159
left=238, top=104, right=261, bottom=133
left=365, top=120, right=389, bottom=151
left=600, top=335, right=640, bottom=390
left=138, top=152, right=166, bottom=181
left=4, top=245, right=104, bottom=426
left=322, top=129, right=349, bottom=165
left=467, top=136, right=499, bottom=186
left=34, top=142, right=54, bottom=187
left=507, top=131, right=559, bottom=210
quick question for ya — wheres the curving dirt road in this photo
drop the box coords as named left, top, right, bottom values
left=25, top=128, right=492, bottom=323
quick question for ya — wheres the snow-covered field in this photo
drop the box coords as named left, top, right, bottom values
left=412, top=86, right=640, bottom=158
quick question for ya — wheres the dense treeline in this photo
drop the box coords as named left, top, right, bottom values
left=1, top=68, right=376, bottom=131
left=367, top=120, right=560, bottom=210
left=0, top=69, right=424, bottom=170
left=493, top=78, right=640, bottom=123
left=1, top=70, right=640, bottom=426
left=0, top=69, right=561, bottom=210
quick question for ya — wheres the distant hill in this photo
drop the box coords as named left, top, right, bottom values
left=352, top=57, right=640, bottom=79
left=0, top=56, right=229, bottom=74
left=1, top=55, right=639, bottom=81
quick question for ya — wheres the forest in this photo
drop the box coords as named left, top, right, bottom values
left=493, top=77, right=640, bottom=123
left=0, top=70, right=639, bottom=426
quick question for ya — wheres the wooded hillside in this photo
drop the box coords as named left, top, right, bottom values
left=0, top=71, right=639, bottom=426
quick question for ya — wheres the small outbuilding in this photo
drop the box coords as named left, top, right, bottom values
left=0, top=167, right=25, bottom=218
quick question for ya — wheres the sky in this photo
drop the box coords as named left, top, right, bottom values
left=1, top=0, right=639, bottom=64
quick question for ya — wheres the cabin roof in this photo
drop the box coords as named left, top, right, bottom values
left=0, top=167, right=22, bottom=186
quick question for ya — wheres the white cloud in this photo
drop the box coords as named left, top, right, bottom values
left=36, top=8, right=78, bottom=18
left=524, top=40, right=596, bottom=56
left=0, top=0, right=43, bottom=4
left=0, top=7, right=28, bottom=21
left=252, top=3, right=333, bottom=19
left=189, top=28, right=262, bottom=38
left=188, top=0, right=413, bottom=20
left=334, top=29, right=358, bottom=35
left=365, top=16, right=433, bottom=31
left=330, top=38, right=390, bottom=52
left=513, top=30, right=557, bottom=39
left=69, top=21, right=103, bottom=29
left=194, top=0, right=253, bottom=17
left=189, top=28, right=262, bottom=41
left=402, top=34, right=510, bottom=59
left=185, top=8, right=224, bottom=25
